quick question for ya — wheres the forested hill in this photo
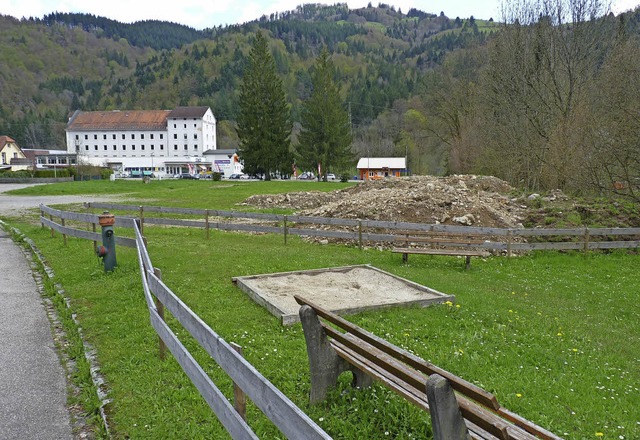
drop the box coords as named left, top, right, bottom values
left=39, top=12, right=204, bottom=50
left=0, top=3, right=493, bottom=149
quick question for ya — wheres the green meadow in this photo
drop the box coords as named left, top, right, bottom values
left=3, top=180, right=639, bottom=439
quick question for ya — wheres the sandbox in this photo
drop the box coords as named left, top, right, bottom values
left=232, top=264, right=454, bottom=325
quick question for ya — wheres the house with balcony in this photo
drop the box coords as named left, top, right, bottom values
left=0, top=136, right=30, bottom=172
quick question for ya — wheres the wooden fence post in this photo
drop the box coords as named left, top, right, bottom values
left=284, top=215, right=288, bottom=245
left=583, top=228, right=590, bottom=254
left=92, top=222, right=97, bottom=253
left=358, top=220, right=363, bottom=250
left=40, top=206, right=44, bottom=229
left=61, top=218, right=67, bottom=246
left=153, top=267, right=167, bottom=361
left=507, top=229, right=512, bottom=258
left=49, top=214, right=55, bottom=238
left=230, top=342, right=247, bottom=421
left=205, top=209, right=210, bottom=240
left=139, top=205, right=144, bottom=235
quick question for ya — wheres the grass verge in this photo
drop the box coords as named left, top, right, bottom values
left=2, top=181, right=639, bottom=439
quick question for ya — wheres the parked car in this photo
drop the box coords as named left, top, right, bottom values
left=229, top=173, right=242, bottom=179
left=178, top=173, right=199, bottom=179
left=297, top=172, right=315, bottom=180
left=326, top=173, right=336, bottom=181
left=239, top=174, right=251, bottom=180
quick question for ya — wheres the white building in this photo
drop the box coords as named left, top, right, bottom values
left=65, top=106, right=216, bottom=177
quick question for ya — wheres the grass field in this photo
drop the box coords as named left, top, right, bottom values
left=3, top=180, right=639, bottom=439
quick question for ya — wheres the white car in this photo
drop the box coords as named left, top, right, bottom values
left=239, top=174, right=250, bottom=180
left=326, top=173, right=336, bottom=180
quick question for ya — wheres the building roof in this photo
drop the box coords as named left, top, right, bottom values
left=0, top=135, right=18, bottom=149
left=67, top=109, right=172, bottom=131
left=356, top=157, right=407, bottom=170
left=203, top=149, right=237, bottom=155
left=167, top=106, right=210, bottom=119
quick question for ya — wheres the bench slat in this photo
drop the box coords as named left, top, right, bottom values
left=295, top=295, right=500, bottom=410
left=297, top=296, right=562, bottom=440
left=331, top=335, right=540, bottom=440
left=392, top=248, right=490, bottom=257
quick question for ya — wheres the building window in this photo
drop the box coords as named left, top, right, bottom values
left=123, top=145, right=126, bottom=150
left=104, top=145, right=107, bottom=150
left=75, top=134, right=79, bottom=140
left=122, top=134, right=125, bottom=140
left=160, top=134, right=164, bottom=139
left=194, top=134, right=197, bottom=139
left=173, top=124, right=176, bottom=128
left=151, top=145, right=155, bottom=150
left=113, top=134, right=116, bottom=140
left=194, top=124, right=197, bottom=128
left=174, top=134, right=177, bottom=139
left=94, top=145, right=98, bottom=150
left=184, top=124, right=187, bottom=128
left=131, top=134, right=135, bottom=139
left=94, top=134, right=98, bottom=140
left=141, top=145, right=145, bottom=150
left=141, top=134, right=145, bottom=139
left=132, top=145, right=136, bottom=151
left=85, top=145, right=89, bottom=150
left=174, top=145, right=178, bottom=150
left=103, top=134, right=107, bottom=140
left=184, top=144, right=188, bottom=150
left=85, top=134, right=88, bottom=140
left=183, top=133, right=187, bottom=139
left=113, top=145, right=117, bottom=150
left=160, top=145, right=164, bottom=150
left=194, top=145, right=198, bottom=150
left=150, top=134, right=154, bottom=139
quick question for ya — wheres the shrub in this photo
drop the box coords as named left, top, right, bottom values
left=212, top=172, right=222, bottom=181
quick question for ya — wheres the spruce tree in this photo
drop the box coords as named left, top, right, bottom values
left=237, top=32, right=292, bottom=180
left=298, top=48, right=352, bottom=181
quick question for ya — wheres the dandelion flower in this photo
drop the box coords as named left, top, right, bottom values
left=516, top=393, right=522, bottom=398
left=595, top=433, right=604, bottom=437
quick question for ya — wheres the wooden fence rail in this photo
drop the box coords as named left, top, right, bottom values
left=41, top=204, right=331, bottom=439
left=83, top=202, right=640, bottom=253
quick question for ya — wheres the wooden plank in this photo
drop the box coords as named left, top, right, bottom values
left=287, top=227, right=358, bottom=240
left=392, top=248, right=490, bottom=257
left=218, top=223, right=283, bottom=234
left=149, top=311, right=259, bottom=440
left=144, top=217, right=205, bottom=228
left=288, top=216, right=359, bottom=227
left=40, top=216, right=136, bottom=248
left=148, top=276, right=331, bottom=440
left=294, top=296, right=499, bottom=411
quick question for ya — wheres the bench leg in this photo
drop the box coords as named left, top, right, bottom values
left=299, top=305, right=351, bottom=404
left=465, top=255, right=471, bottom=271
left=426, top=374, right=471, bottom=440
left=402, top=253, right=408, bottom=263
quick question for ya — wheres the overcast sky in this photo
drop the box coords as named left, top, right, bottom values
left=1, top=0, right=638, bottom=29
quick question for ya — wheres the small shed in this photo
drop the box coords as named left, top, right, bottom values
left=356, top=157, right=407, bottom=180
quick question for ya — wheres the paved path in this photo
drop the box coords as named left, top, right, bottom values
left=0, top=225, right=73, bottom=440
left=0, top=184, right=121, bottom=439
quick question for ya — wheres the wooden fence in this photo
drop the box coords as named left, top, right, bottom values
left=84, top=202, right=640, bottom=254
left=40, top=204, right=331, bottom=439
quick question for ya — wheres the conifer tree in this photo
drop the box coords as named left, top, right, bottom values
left=237, top=32, right=292, bottom=180
left=298, top=48, right=352, bottom=181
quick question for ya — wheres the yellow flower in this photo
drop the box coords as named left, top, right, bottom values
left=516, top=393, right=522, bottom=398
left=444, top=301, right=453, bottom=307
left=595, top=433, right=604, bottom=437
left=572, top=348, right=578, bottom=352
left=557, top=332, right=563, bottom=336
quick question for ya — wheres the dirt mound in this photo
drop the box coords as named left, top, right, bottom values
left=242, top=175, right=526, bottom=228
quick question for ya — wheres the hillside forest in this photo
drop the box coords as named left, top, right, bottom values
left=0, top=1, right=639, bottom=199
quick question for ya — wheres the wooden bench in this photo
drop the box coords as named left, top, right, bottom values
left=295, top=295, right=562, bottom=440
left=392, top=231, right=490, bottom=270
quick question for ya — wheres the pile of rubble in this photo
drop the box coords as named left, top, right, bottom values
left=242, top=175, right=526, bottom=228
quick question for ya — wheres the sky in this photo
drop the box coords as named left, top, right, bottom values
left=1, top=0, right=639, bottom=29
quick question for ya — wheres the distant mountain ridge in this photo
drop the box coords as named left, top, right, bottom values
left=1, top=3, right=495, bottom=150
